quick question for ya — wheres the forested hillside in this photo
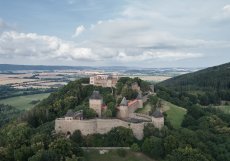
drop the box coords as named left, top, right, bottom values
left=158, top=62, right=230, bottom=106
left=160, top=62, right=230, bottom=91
left=154, top=63, right=230, bottom=161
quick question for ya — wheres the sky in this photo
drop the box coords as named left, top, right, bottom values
left=0, top=0, right=230, bottom=67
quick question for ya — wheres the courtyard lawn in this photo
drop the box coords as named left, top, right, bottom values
left=0, top=93, right=50, bottom=110
left=84, top=150, right=156, bottom=161
left=162, top=100, right=187, bottom=128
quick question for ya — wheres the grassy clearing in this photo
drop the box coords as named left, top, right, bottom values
left=162, top=100, right=187, bottom=128
left=215, top=105, right=230, bottom=114
left=137, top=99, right=187, bottom=128
left=0, top=93, right=50, bottom=110
left=84, top=150, right=156, bottom=161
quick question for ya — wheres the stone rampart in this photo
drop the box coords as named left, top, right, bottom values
left=55, top=118, right=149, bottom=140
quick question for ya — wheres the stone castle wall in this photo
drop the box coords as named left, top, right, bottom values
left=55, top=118, right=149, bottom=140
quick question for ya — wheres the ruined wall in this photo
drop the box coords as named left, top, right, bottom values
left=55, top=118, right=148, bottom=140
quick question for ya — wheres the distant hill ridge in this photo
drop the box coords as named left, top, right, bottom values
left=0, top=64, right=136, bottom=71
left=159, top=62, right=230, bottom=91
left=0, top=64, right=96, bottom=71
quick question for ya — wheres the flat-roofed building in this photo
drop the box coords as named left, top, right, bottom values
left=90, top=74, right=119, bottom=87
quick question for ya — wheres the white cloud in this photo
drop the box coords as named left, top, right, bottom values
left=73, top=25, right=85, bottom=37
left=0, top=30, right=206, bottom=64
left=0, top=31, right=97, bottom=61
left=2, top=1, right=230, bottom=66
left=116, top=50, right=203, bottom=62
left=83, top=17, right=230, bottom=50
left=223, top=5, right=230, bottom=12
left=212, top=4, right=230, bottom=21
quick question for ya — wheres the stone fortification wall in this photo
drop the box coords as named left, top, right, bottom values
left=128, top=113, right=152, bottom=122
left=55, top=118, right=148, bottom=140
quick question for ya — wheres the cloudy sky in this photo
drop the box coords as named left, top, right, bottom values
left=0, top=0, right=230, bottom=67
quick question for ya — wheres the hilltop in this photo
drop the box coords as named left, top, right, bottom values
left=0, top=75, right=229, bottom=161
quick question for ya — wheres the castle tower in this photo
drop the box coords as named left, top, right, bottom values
left=131, top=82, right=141, bottom=92
left=136, top=93, right=143, bottom=108
left=151, top=109, right=164, bottom=129
left=89, top=91, right=103, bottom=117
left=149, top=84, right=155, bottom=93
left=118, top=97, right=129, bottom=119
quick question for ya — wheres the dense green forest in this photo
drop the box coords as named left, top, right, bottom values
left=160, top=62, right=230, bottom=91
left=0, top=65, right=229, bottom=161
left=158, top=62, right=230, bottom=106
left=0, top=104, right=22, bottom=127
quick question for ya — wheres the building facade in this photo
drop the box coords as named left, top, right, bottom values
left=89, top=74, right=119, bottom=87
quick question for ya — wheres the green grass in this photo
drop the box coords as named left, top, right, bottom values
left=215, top=105, right=230, bottom=114
left=0, top=93, right=50, bottom=110
left=137, top=99, right=187, bottom=128
left=162, top=100, right=187, bottom=128
left=84, top=150, right=156, bottom=161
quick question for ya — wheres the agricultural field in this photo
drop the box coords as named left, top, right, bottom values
left=0, top=93, right=50, bottom=110
left=162, top=100, right=187, bottom=128
left=84, top=150, right=155, bottom=161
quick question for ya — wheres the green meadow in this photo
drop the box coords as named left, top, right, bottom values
left=162, top=100, right=187, bottom=128
left=0, top=93, right=50, bottom=110
left=84, top=150, right=155, bottom=161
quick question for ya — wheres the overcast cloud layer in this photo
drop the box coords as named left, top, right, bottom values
left=0, top=0, right=230, bottom=67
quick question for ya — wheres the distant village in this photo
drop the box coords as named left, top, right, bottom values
left=55, top=74, right=164, bottom=140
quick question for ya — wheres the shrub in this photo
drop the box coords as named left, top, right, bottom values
left=116, top=149, right=127, bottom=157
left=131, top=143, right=140, bottom=152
